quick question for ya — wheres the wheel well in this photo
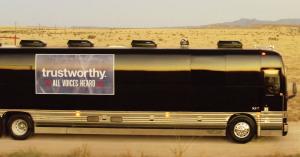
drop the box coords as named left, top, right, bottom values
left=226, top=113, right=257, bottom=135
left=2, top=111, right=34, bottom=135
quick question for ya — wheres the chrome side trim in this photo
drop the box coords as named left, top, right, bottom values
left=0, top=109, right=285, bottom=137
left=35, top=127, right=226, bottom=136
left=30, top=110, right=233, bottom=128
left=35, top=127, right=67, bottom=134
left=256, top=112, right=261, bottom=136
left=260, top=130, right=282, bottom=136
left=259, top=111, right=284, bottom=136
left=260, top=111, right=283, bottom=128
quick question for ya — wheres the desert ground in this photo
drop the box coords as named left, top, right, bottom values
left=0, top=122, right=299, bottom=157
left=0, top=25, right=299, bottom=120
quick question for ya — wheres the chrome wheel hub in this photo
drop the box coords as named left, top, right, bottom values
left=233, top=122, right=250, bottom=138
left=11, top=119, right=28, bottom=136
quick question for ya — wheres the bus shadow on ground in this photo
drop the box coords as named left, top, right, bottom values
left=29, top=134, right=281, bottom=143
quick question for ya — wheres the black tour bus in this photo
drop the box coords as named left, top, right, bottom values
left=0, top=44, right=297, bottom=143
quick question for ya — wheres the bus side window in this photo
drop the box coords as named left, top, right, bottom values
left=263, top=69, right=280, bottom=95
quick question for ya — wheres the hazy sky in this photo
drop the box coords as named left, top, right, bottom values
left=0, top=0, right=300, bottom=27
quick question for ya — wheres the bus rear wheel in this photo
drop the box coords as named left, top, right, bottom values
left=7, top=114, right=33, bottom=140
left=227, top=115, right=256, bottom=143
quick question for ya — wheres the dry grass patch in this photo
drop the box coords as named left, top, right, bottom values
left=4, top=148, right=44, bottom=157
left=262, top=153, right=300, bottom=157
left=66, top=144, right=91, bottom=157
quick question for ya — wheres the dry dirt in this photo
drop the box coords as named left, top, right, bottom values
left=0, top=122, right=299, bottom=157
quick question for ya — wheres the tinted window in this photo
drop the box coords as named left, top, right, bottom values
left=264, top=69, right=280, bottom=95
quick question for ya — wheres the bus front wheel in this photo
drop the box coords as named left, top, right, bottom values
left=226, top=115, right=256, bottom=143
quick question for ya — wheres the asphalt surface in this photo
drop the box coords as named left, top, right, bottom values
left=0, top=122, right=300, bottom=157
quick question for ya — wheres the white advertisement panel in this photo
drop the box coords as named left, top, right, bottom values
left=35, top=54, right=114, bottom=95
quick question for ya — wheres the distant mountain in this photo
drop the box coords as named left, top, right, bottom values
left=207, top=18, right=300, bottom=27
left=275, top=19, right=300, bottom=25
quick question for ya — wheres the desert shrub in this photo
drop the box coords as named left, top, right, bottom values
left=88, top=35, right=96, bottom=39
left=66, top=144, right=90, bottom=157
left=268, top=37, right=279, bottom=41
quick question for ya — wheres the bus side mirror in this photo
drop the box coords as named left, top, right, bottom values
left=289, top=82, right=297, bottom=99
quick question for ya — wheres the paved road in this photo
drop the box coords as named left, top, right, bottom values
left=0, top=123, right=300, bottom=157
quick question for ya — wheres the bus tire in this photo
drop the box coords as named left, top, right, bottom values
left=7, top=114, right=34, bottom=140
left=226, top=115, right=256, bottom=143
